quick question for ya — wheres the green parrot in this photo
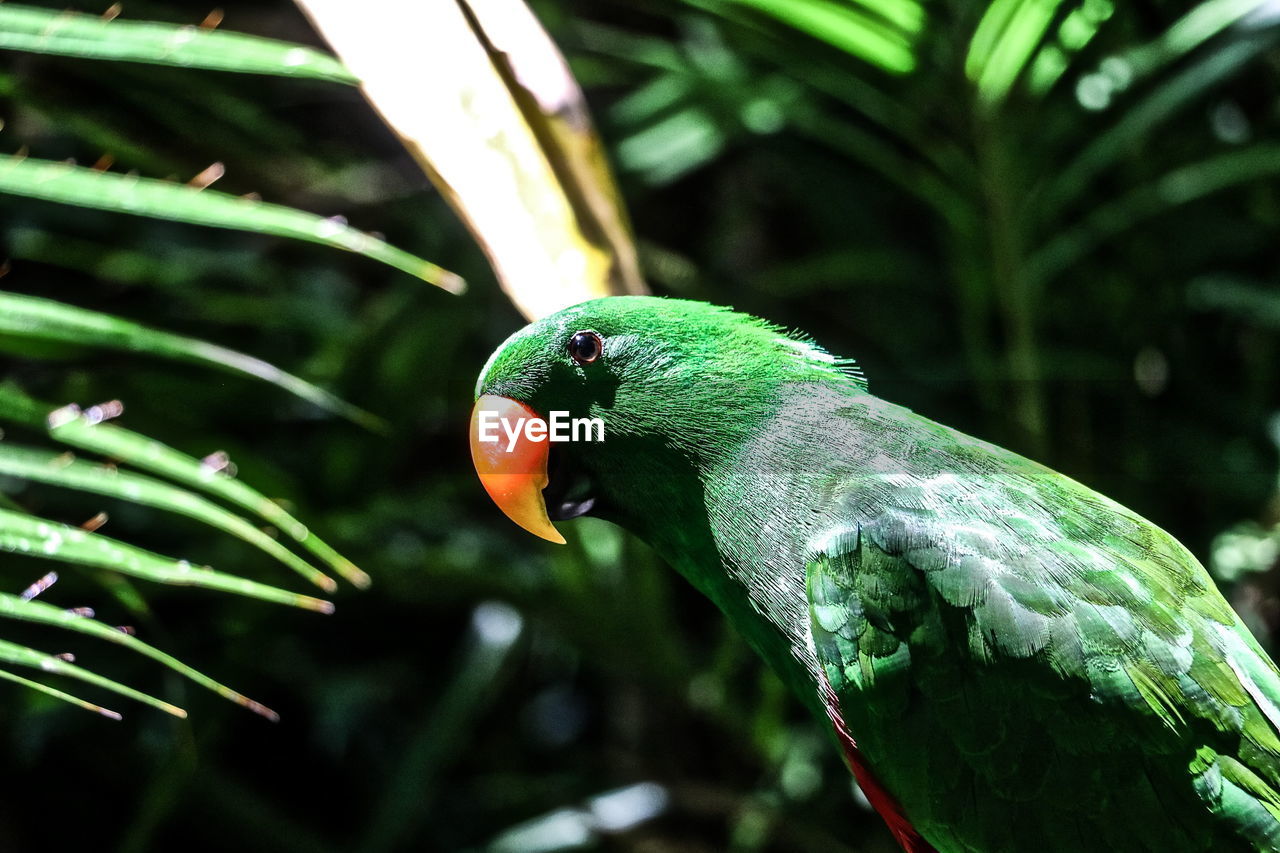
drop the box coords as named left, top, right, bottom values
left=469, top=296, right=1280, bottom=853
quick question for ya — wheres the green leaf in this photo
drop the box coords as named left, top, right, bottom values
left=0, top=507, right=334, bottom=613
left=0, top=665, right=124, bottom=719
left=1034, top=30, right=1278, bottom=221
left=0, top=3, right=356, bottom=84
left=719, top=0, right=920, bottom=73
left=1028, top=145, right=1280, bottom=284
left=0, top=155, right=464, bottom=294
left=0, top=637, right=187, bottom=717
left=0, top=443, right=336, bottom=593
left=0, top=289, right=381, bottom=431
left=1118, top=0, right=1273, bottom=81
left=967, top=0, right=1067, bottom=105
left=786, top=105, right=969, bottom=226
left=616, top=108, right=725, bottom=184
left=1024, top=0, right=1116, bottom=97
left=1188, top=276, right=1280, bottom=330
left=583, top=11, right=967, bottom=217
left=0, top=592, right=277, bottom=719
left=0, top=385, right=369, bottom=588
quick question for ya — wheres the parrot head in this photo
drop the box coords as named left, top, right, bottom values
left=470, top=296, right=863, bottom=545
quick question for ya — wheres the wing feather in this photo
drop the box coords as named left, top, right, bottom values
left=805, top=449, right=1280, bottom=851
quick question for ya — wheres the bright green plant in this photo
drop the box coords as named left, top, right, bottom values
left=0, top=3, right=457, bottom=719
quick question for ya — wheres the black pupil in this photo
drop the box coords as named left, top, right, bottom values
left=570, top=332, right=600, bottom=363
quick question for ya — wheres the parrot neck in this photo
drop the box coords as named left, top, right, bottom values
left=634, top=385, right=912, bottom=714
left=594, top=385, right=888, bottom=719
left=589, top=342, right=875, bottom=715
left=657, top=516, right=831, bottom=720
left=590, top=434, right=829, bottom=718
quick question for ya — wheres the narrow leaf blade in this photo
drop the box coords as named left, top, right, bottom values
left=0, top=3, right=356, bottom=83
left=0, top=290, right=379, bottom=431
left=0, top=507, right=334, bottom=613
left=0, top=592, right=277, bottom=719
left=0, top=385, right=369, bottom=588
left=0, top=443, right=336, bottom=592
left=0, top=665, right=122, bottom=719
left=0, top=155, right=463, bottom=294
left=0, top=638, right=186, bottom=718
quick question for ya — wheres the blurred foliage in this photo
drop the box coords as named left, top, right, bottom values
left=0, top=2, right=420, bottom=731
left=0, top=0, right=1278, bottom=852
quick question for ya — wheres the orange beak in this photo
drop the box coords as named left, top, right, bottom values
left=469, top=394, right=566, bottom=544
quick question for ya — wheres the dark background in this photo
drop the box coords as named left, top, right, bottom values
left=1, top=0, right=1278, bottom=850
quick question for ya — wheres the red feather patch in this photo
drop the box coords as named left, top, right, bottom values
left=819, top=671, right=938, bottom=853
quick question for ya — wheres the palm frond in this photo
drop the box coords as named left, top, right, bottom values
left=0, top=592, right=279, bottom=719
left=0, top=508, right=333, bottom=612
left=0, top=3, right=355, bottom=83
left=0, top=155, right=463, bottom=295
left=0, top=290, right=380, bottom=429
left=0, top=385, right=369, bottom=588
left=0, top=443, right=337, bottom=592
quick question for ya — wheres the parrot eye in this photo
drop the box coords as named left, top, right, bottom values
left=568, top=331, right=603, bottom=365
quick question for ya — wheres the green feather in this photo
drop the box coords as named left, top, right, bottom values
left=476, top=297, right=1280, bottom=852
